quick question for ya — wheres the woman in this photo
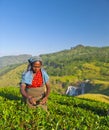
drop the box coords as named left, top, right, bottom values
left=20, top=56, right=50, bottom=111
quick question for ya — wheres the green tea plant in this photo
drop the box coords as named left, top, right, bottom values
left=0, top=87, right=109, bottom=130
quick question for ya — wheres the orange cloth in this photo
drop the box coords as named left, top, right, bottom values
left=28, top=70, right=43, bottom=88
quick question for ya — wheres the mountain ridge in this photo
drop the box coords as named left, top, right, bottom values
left=0, top=54, right=32, bottom=68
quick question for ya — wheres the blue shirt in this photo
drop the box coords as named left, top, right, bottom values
left=21, top=69, right=49, bottom=85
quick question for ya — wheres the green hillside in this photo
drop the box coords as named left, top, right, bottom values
left=0, top=63, right=109, bottom=96
left=0, top=63, right=23, bottom=76
left=0, top=45, right=109, bottom=96
left=0, top=87, right=109, bottom=130
left=41, top=45, right=109, bottom=79
left=0, top=64, right=27, bottom=87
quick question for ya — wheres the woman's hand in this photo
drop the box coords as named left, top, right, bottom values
left=40, top=97, right=48, bottom=105
left=28, top=97, right=37, bottom=105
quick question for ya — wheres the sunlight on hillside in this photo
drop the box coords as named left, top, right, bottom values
left=77, top=94, right=109, bottom=104
left=93, top=80, right=109, bottom=85
left=0, top=64, right=27, bottom=87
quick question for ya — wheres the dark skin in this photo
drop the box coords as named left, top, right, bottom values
left=20, top=61, right=50, bottom=105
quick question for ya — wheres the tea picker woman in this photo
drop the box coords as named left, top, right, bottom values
left=20, top=56, right=50, bottom=111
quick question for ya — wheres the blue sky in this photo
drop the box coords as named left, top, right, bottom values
left=0, top=0, right=109, bottom=57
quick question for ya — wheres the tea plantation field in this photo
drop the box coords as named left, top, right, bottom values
left=0, top=87, right=109, bottom=130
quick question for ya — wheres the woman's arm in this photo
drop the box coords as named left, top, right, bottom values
left=20, top=83, right=36, bottom=105
left=45, top=81, right=50, bottom=98
left=20, top=83, right=30, bottom=98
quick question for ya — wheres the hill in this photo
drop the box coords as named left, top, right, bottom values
left=41, top=45, right=109, bottom=78
left=0, top=64, right=27, bottom=87
left=0, top=54, right=32, bottom=68
left=0, top=45, right=109, bottom=96
left=0, top=87, right=109, bottom=129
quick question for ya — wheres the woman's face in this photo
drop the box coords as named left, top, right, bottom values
left=32, top=61, right=42, bottom=73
